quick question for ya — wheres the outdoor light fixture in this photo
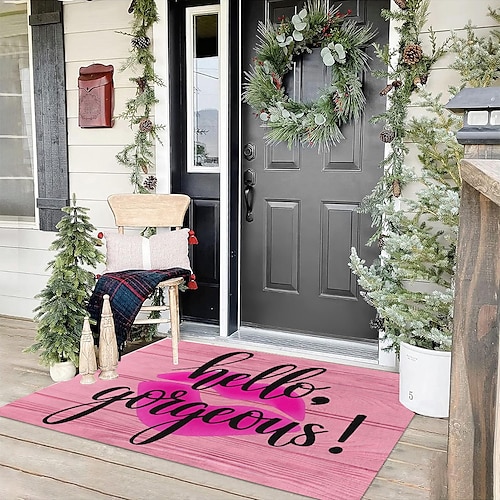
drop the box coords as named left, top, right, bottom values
left=446, top=87, right=500, bottom=145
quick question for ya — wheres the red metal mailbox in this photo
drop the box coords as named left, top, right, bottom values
left=78, top=63, right=114, bottom=128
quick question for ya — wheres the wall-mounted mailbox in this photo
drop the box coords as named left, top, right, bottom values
left=78, top=63, right=114, bottom=128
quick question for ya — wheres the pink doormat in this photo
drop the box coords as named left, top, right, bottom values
left=0, top=339, right=413, bottom=499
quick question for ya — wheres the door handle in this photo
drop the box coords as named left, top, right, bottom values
left=243, top=168, right=256, bottom=222
left=244, top=185, right=254, bottom=222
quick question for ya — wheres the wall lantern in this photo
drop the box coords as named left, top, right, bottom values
left=445, top=87, right=500, bottom=145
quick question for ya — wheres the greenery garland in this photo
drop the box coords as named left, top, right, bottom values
left=116, top=0, right=163, bottom=194
left=243, top=0, right=375, bottom=150
left=361, top=0, right=445, bottom=243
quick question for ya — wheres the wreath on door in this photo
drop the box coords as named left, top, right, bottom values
left=243, top=0, right=375, bottom=150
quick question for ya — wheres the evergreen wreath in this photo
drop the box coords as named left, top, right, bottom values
left=243, top=0, right=376, bottom=150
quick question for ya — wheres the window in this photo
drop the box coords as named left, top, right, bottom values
left=0, top=2, right=35, bottom=223
left=186, top=5, right=220, bottom=172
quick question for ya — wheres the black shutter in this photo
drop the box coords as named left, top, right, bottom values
left=29, top=0, right=69, bottom=231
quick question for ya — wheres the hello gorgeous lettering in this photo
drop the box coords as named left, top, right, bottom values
left=43, top=351, right=331, bottom=448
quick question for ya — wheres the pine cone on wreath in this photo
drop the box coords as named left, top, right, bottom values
left=392, top=80, right=403, bottom=88
left=402, top=44, right=423, bottom=65
left=139, top=118, right=153, bottom=133
left=380, top=129, right=395, bottom=143
left=131, top=36, right=151, bottom=50
left=394, top=0, right=407, bottom=9
left=143, top=175, right=157, bottom=191
left=380, top=83, right=393, bottom=96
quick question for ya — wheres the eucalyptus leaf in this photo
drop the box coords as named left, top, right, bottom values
left=320, top=47, right=330, bottom=57
left=293, top=30, right=304, bottom=41
left=314, top=114, right=326, bottom=125
left=298, top=8, right=307, bottom=19
left=281, top=109, right=290, bottom=119
left=322, top=52, right=335, bottom=66
left=291, top=14, right=301, bottom=24
left=259, top=112, right=269, bottom=121
left=334, top=43, right=346, bottom=61
left=276, top=33, right=286, bottom=43
left=270, top=113, right=280, bottom=122
left=293, top=21, right=307, bottom=31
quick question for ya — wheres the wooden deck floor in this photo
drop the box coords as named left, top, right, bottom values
left=0, top=316, right=448, bottom=499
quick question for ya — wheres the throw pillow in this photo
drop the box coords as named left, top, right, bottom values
left=104, top=228, right=192, bottom=273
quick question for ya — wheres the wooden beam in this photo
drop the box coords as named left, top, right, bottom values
left=461, top=158, right=500, bottom=207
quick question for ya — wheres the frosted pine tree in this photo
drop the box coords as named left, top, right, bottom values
left=350, top=9, right=500, bottom=352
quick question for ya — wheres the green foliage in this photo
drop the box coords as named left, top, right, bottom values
left=350, top=7, right=500, bottom=352
left=362, top=0, right=446, bottom=238
left=448, top=15, right=500, bottom=90
left=116, top=0, right=163, bottom=193
left=242, top=0, right=375, bottom=149
left=25, top=196, right=105, bottom=366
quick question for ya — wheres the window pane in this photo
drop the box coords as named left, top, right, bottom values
left=0, top=5, right=35, bottom=222
left=0, top=179, right=35, bottom=218
left=188, top=9, right=219, bottom=170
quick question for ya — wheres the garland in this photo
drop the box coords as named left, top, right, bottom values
left=361, top=0, right=445, bottom=244
left=116, top=0, right=163, bottom=194
left=243, top=0, right=375, bottom=150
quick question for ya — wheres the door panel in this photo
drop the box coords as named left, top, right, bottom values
left=241, top=0, right=388, bottom=339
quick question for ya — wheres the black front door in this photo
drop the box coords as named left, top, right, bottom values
left=241, top=0, right=388, bottom=339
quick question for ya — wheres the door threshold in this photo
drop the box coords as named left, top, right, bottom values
left=174, top=322, right=389, bottom=371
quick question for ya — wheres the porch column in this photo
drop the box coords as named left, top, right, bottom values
left=445, top=88, right=500, bottom=499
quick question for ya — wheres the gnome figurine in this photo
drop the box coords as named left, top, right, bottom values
left=79, top=316, right=97, bottom=384
left=98, top=294, right=119, bottom=380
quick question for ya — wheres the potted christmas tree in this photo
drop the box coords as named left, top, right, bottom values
left=350, top=94, right=460, bottom=417
left=25, top=195, right=104, bottom=381
left=349, top=5, right=500, bottom=417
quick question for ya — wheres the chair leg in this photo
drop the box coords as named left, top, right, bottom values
left=168, top=284, right=180, bottom=365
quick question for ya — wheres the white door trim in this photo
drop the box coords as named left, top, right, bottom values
left=219, top=0, right=230, bottom=337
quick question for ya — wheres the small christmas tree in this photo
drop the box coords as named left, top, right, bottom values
left=349, top=6, right=500, bottom=352
left=26, top=195, right=104, bottom=366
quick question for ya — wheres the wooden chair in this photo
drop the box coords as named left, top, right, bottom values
left=107, top=193, right=191, bottom=364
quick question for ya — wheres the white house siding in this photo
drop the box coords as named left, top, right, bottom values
left=0, top=0, right=135, bottom=319
left=0, top=0, right=496, bottom=321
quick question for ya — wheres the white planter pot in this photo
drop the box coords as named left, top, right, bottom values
left=399, top=342, right=451, bottom=418
left=49, top=361, right=77, bottom=382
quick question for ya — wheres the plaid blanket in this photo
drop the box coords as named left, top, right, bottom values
left=87, top=268, right=190, bottom=351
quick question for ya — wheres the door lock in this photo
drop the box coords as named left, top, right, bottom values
left=243, top=143, right=256, bottom=161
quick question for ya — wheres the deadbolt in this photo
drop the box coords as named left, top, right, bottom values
left=243, top=142, right=256, bottom=161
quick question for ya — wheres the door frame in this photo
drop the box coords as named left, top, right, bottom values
left=157, top=0, right=395, bottom=367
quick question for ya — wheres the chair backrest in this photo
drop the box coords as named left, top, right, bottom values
left=108, top=194, right=190, bottom=233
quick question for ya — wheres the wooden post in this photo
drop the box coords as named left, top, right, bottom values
left=447, top=158, right=500, bottom=499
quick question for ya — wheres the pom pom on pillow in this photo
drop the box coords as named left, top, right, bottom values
left=104, top=228, right=192, bottom=273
